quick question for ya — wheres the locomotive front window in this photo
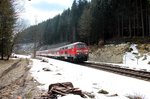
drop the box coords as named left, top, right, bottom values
left=76, top=44, right=86, bottom=48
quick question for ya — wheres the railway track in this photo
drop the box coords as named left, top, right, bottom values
left=81, top=62, right=150, bottom=82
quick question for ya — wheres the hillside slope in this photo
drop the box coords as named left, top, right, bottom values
left=88, top=43, right=150, bottom=64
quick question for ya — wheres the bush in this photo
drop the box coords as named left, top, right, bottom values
left=98, top=89, right=109, bottom=94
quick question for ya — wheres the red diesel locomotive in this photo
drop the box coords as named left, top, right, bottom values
left=36, top=42, right=89, bottom=62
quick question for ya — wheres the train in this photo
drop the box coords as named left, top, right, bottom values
left=36, top=42, right=89, bottom=62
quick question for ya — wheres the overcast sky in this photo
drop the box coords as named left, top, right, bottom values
left=19, top=0, right=74, bottom=25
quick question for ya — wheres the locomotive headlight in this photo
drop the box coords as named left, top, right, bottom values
left=76, top=50, right=82, bottom=53
left=84, top=51, right=88, bottom=54
left=76, top=50, right=82, bottom=54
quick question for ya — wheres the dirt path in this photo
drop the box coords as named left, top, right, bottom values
left=0, top=58, right=41, bottom=99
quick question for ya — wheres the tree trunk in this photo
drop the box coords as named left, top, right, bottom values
left=133, top=16, right=136, bottom=37
left=140, top=0, right=144, bottom=38
left=128, top=0, right=132, bottom=38
left=118, top=16, right=120, bottom=37
left=136, top=0, right=139, bottom=36
left=87, top=34, right=90, bottom=45
left=145, top=3, right=149, bottom=37
left=7, top=42, right=14, bottom=60
left=148, top=16, right=150, bottom=36
left=7, top=54, right=10, bottom=60
left=73, top=27, right=76, bottom=42
left=129, top=16, right=132, bottom=38
left=1, top=38, right=4, bottom=60
left=121, top=16, right=124, bottom=37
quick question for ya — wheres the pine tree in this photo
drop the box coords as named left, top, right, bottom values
left=79, top=6, right=92, bottom=44
left=71, top=0, right=78, bottom=42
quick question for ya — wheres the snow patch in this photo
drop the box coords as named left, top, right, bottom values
left=123, top=44, right=150, bottom=70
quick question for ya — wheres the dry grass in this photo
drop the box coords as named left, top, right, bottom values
left=0, top=59, right=16, bottom=66
left=0, top=59, right=19, bottom=72
left=25, top=90, right=33, bottom=99
left=137, top=44, right=150, bottom=54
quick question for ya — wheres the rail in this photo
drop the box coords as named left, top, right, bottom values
left=81, top=62, right=150, bottom=81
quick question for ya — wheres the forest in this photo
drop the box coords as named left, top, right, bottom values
left=17, top=0, right=150, bottom=46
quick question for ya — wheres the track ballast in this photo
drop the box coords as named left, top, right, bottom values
left=81, top=62, right=150, bottom=82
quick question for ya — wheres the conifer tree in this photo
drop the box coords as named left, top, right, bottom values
left=0, top=0, right=16, bottom=60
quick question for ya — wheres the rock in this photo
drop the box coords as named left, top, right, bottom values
left=56, top=73, right=62, bottom=75
left=89, top=44, right=130, bottom=63
left=109, top=94, right=118, bottom=97
left=41, top=59, right=48, bottom=63
left=42, top=67, right=51, bottom=71
left=98, top=89, right=109, bottom=94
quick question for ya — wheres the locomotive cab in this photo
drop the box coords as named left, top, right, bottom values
left=74, top=42, right=89, bottom=62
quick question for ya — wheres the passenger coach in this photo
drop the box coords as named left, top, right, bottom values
left=36, top=42, right=89, bottom=62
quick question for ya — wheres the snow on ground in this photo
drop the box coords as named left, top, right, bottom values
left=30, top=57, right=150, bottom=99
left=122, top=44, right=150, bottom=70
left=15, top=44, right=150, bottom=99
left=12, top=54, right=31, bottom=59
